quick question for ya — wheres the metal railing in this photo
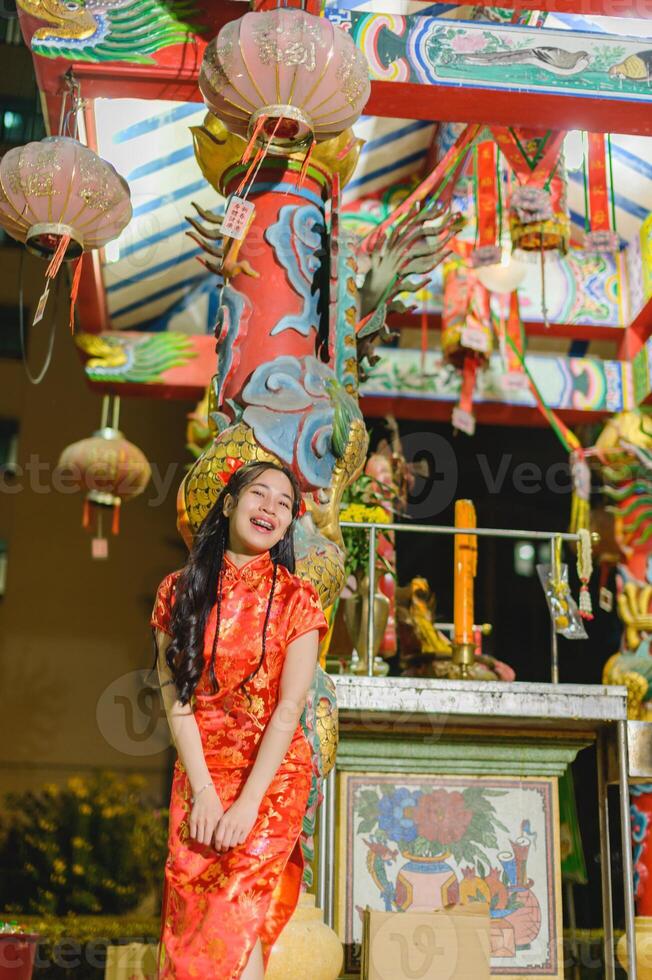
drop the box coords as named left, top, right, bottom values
left=339, top=519, right=583, bottom=684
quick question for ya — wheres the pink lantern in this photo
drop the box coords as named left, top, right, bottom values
left=0, top=136, right=131, bottom=260
left=199, top=9, right=370, bottom=154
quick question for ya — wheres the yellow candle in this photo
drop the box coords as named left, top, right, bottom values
left=454, top=499, right=477, bottom=647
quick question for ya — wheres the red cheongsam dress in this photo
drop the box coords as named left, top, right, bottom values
left=151, top=550, right=328, bottom=980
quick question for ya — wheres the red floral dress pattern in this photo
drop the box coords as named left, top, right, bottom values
left=151, top=551, right=328, bottom=980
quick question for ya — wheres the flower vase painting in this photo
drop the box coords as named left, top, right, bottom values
left=337, top=773, right=562, bottom=978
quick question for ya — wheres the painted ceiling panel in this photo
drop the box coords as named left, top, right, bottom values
left=325, top=0, right=652, bottom=36
left=342, top=115, right=434, bottom=203
left=95, top=98, right=216, bottom=330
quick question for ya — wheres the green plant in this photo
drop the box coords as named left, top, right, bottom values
left=0, top=773, right=168, bottom=916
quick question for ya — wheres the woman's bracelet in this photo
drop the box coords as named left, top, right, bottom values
left=191, top=781, right=213, bottom=804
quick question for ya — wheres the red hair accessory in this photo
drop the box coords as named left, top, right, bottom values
left=297, top=497, right=307, bottom=518
left=217, top=455, right=245, bottom=484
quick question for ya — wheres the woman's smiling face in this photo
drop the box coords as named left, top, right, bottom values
left=223, top=467, right=295, bottom=556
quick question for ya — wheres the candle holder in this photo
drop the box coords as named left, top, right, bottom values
left=450, top=641, right=477, bottom=679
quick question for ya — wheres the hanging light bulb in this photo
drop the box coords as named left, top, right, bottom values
left=476, top=241, right=527, bottom=294
left=563, top=130, right=585, bottom=174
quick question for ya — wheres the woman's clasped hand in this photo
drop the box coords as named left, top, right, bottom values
left=188, top=784, right=260, bottom=852
left=188, top=783, right=224, bottom=847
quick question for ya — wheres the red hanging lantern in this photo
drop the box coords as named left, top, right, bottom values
left=56, top=397, right=150, bottom=557
left=492, top=128, right=569, bottom=255
left=491, top=127, right=569, bottom=327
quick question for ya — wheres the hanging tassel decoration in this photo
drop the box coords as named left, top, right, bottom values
left=82, top=496, right=91, bottom=529
left=69, top=254, right=83, bottom=333
left=452, top=355, right=478, bottom=435
left=111, top=500, right=121, bottom=535
left=576, top=527, right=594, bottom=620
left=32, top=233, right=72, bottom=327
left=242, top=115, right=266, bottom=164
left=236, top=115, right=283, bottom=198
left=45, top=234, right=72, bottom=280
left=460, top=355, right=478, bottom=413
left=234, top=145, right=265, bottom=199
left=503, top=290, right=526, bottom=377
left=298, top=137, right=316, bottom=189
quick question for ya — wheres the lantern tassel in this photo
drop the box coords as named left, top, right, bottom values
left=236, top=115, right=284, bottom=200
left=69, top=255, right=83, bottom=333
left=235, top=144, right=265, bottom=199
left=82, top=497, right=91, bottom=529
left=111, top=501, right=121, bottom=535
left=46, top=234, right=71, bottom=280
left=242, top=115, right=266, bottom=164
left=297, top=138, right=316, bottom=189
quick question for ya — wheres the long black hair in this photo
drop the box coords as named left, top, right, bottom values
left=164, top=461, right=302, bottom=706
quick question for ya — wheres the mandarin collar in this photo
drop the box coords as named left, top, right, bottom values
left=222, top=550, right=273, bottom=589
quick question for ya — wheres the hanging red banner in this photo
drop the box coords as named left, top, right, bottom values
left=505, top=290, right=525, bottom=374
left=588, top=133, right=609, bottom=233
left=585, top=133, right=618, bottom=252
left=476, top=141, right=497, bottom=248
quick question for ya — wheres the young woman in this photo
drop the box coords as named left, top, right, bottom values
left=151, top=460, right=328, bottom=980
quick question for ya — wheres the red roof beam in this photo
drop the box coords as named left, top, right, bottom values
left=464, top=0, right=652, bottom=15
